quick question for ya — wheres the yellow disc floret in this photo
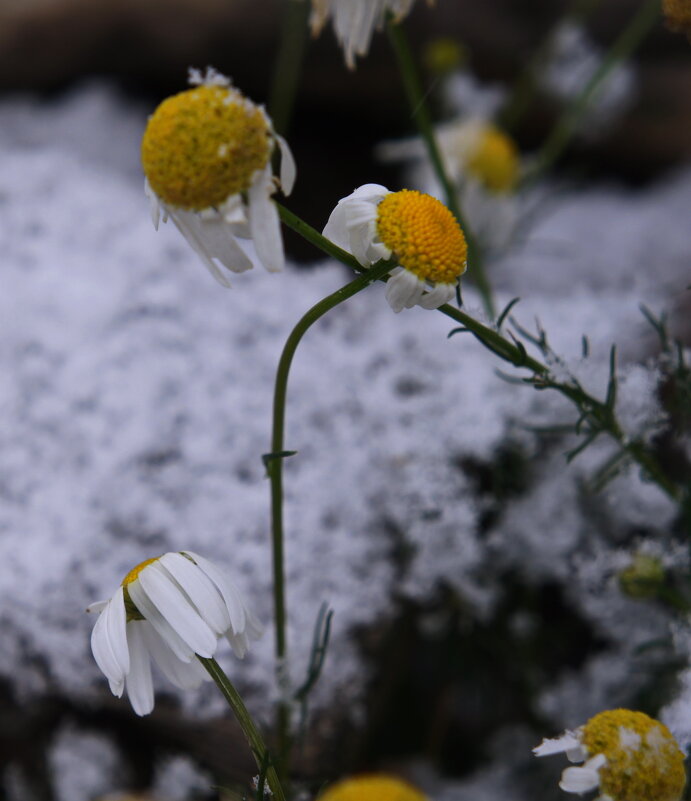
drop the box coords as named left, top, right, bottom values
left=581, top=709, right=686, bottom=801
left=141, top=85, right=271, bottom=211
left=376, top=190, right=467, bottom=285
left=318, top=774, right=428, bottom=801
left=122, top=557, right=161, bottom=587
left=464, top=125, right=519, bottom=194
left=663, top=0, right=691, bottom=40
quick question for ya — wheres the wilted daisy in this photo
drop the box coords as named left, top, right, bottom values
left=663, top=0, right=691, bottom=40
left=309, top=0, right=428, bottom=68
left=318, top=774, right=428, bottom=801
left=141, top=67, right=295, bottom=287
left=88, top=551, right=263, bottom=716
left=323, top=184, right=467, bottom=312
left=534, top=708, right=686, bottom=801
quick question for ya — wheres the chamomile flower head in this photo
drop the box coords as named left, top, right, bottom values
left=318, top=774, right=428, bottom=801
left=141, top=67, right=296, bottom=287
left=663, top=0, right=691, bottom=40
left=323, top=184, right=467, bottom=312
left=309, top=0, right=427, bottom=68
left=534, top=709, right=686, bottom=801
left=87, top=550, right=263, bottom=716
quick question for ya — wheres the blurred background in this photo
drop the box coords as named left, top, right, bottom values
left=2, top=1, right=691, bottom=800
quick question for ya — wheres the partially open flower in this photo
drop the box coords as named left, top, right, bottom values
left=88, top=551, right=262, bottom=715
left=318, top=774, right=428, bottom=801
left=323, top=184, right=467, bottom=312
left=534, top=709, right=686, bottom=801
left=141, top=67, right=295, bottom=287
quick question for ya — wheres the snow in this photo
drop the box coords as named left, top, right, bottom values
left=1, top=81, right=690, bottom=798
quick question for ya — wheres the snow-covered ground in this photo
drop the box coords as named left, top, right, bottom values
left=1, top=82, right=690, bottom=800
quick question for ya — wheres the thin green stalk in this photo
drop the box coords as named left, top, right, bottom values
left=266, top=256, right=396, bottom=772
left=199, top=657, right=286, bottom=801
left=522, top=0, right=659, bottom=188
left=277, top=202, right=681, bottom=505
left=385, top=17, right=495, bottom=319
left=268, top=0, right=311, bottom=136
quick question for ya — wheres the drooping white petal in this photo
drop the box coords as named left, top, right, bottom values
left=125, top=622, right=154, bottom=716
left=559, top=754, right=606, bottom=794
left=144, top=179, right=161, bottom=230
left=182, top=551, right=247, bottom=635
left=323, top=184, right=391, bottom=267
left=533, top=731, right=585, bottom=759
left=141, top=622, right=209, bottom=690
left=90, top=589, right=129, bottom=693
left=418, top=283, right=456, bottom=310
left=227, top=630, right=250, bottom=659
left=127, top=578, right=195, bottom=663
left=136, top=563, right=218, bottom=659
left=248, top=165, right=285, bottom=274
left=158, top=552, right=230, bottom=635
left=275, top=133, right=296, bottom=195
left=384, top=268, right=424, bottom=313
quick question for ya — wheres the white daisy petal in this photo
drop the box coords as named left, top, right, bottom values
left=136, top=563, right=218, bottom=658
left=127, top=578, right=195, bottom=663
left=275, top=133, right=296, bottom=195
left=158, top=552, right=230, bottom=635
left=182, top=551, right=248, bottom=635
left=249, top=166, right=285, bottom=273
left=559, top=754, right=606, bottom=794
left=141, top=623, right=209, bottom=690
left=125, top=622, right=154, bottom=717
left=90, top=590, right=129, bottom=690
left=86, top=599, right=109, bottom=614
left=533, top=731, right=584, bottom=758
left=418, top=283, right=456, bottom=310
left=385, top=269, right=424, bottom=313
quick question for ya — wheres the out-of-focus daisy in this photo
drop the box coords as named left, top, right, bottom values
left=88, top=551, right=262, bottom=716
left=379, top=114, right=521, bottom=255
left=318, top=774, right=428, bottom=801
left=540, top=21, right=636, bottom=136
left=323, top=184, right=467, bottom=312
left=141, top=67, right=295, bottom=287
left=534, top=708, right=686, bottom=801
left=663, top=0, right=691, bottom=40
left=309, top=0, right=429, bottom=68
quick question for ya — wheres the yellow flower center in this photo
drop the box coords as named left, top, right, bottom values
left=122, top=556, right=161, bottom=587
left=581, top=709, right=686, bottom=801
left=464, top=125, right=519, bottom=194
left=318, top=775, right=428, bottom=801
left=376, top=190, right=467, bottom=285
left=141, top=85, right=271, bottom=211
left=662, top=0, right=691, bottom=38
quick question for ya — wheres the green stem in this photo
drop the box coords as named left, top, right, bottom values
left=267, top=256, right=396, bottom=772
left=277, top=202, right=681, bottom=504
left=199, top=657, right=286, bottom=801
left=522, top=0, right=659, bottom=188
left=385, top=16, right=495, bottom=319
left=268, top=0, right=311, bottom=136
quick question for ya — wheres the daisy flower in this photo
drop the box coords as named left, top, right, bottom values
left=318, top=774, right=428, bottom=801
left=663, top=0, right=691, bottom=40
left=534, top=708, right=686, bottom=801
left=309, top=0, right=428, bottom=68
left=322, top=184, right=467, bottom=313
left=377, top=70, right=523, bottom=255
left=141, top=67, right=296, bottom=287
left=88, top=551, right=263, bottom=716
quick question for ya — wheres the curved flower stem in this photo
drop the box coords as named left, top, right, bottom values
left=266, top=255, right=396, bottom=774
left=277, top=202, right=682, bottom=506
left=521, top=0, right=659, bottom=188
left=198, top=656, right=287, bottom=801
left=268, top=0, right=311, bottom=136
left=385, top=16, right=495, bottom=319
